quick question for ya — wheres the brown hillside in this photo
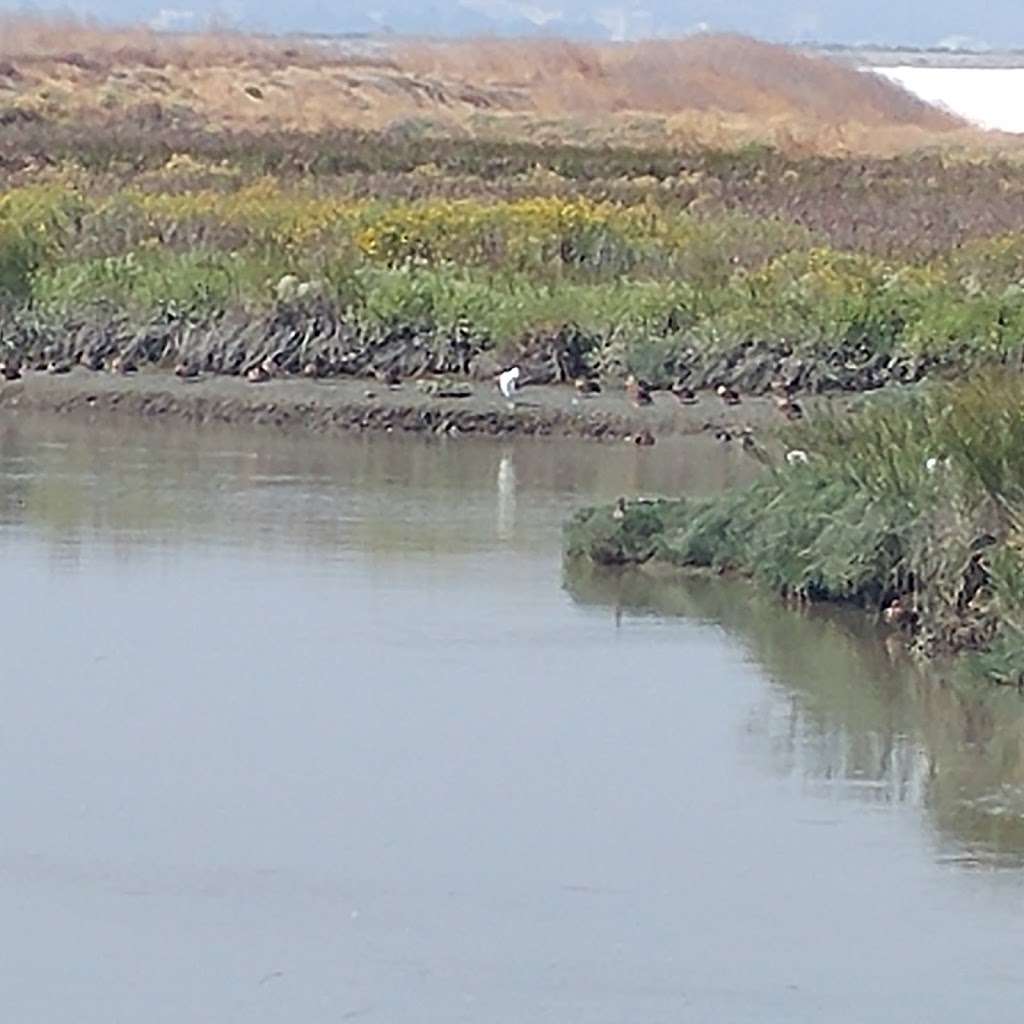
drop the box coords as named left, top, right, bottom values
left=0, top=17, right=978, bottom=151
left=396, top=35, right=962, bottom=128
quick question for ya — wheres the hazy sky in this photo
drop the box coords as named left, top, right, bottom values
left=1, top=0, right=1019, bottom=47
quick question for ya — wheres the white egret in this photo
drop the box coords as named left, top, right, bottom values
left=786, top=449, right=810, bottom=465
left=498, top=366, right=521, bottom=409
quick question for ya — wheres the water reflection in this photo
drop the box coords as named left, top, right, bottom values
left=7, top=412, right=1024, bottom=1020
left=565, top=562, right=1024, bottom=866
left=7, top=412, right=1024, bottom=867
left=0, top=415, right=757, bottom=560
left=496, top=451, right=516, bottom=542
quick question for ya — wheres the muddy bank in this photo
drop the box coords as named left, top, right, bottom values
left=0, top=368, right=807, bottom=440
left=0, top=302, right=956, bottom=400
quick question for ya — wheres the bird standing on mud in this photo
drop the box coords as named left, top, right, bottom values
left=1, top=354, right=22, bottom=381
left=672, top=380, right=698, bottom=405
left=625, top=374, right=653, bottom=407
left=716, top=384, right=741, bottom=406
left=174, top=357, right=200, bottom=380
left=498, top=366, right=521, bottom=409
left=109, top=354, right=137, bottom=375
left=775, top=394, right=804, bottom=421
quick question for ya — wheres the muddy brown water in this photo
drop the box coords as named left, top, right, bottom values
left=2, top=414, right=1024, bottom=1023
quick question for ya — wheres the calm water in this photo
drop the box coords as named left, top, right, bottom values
left=3, top=415, right=1024, bottom=1023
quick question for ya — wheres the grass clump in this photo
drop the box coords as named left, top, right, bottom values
left=566, top=374, right=1024, bottom=684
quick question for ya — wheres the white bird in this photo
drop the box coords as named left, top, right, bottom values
left=498, top=366, right=521, bottom=409
left=925, top=455, right=951, bottom=474
left=786, top=449, right=810, bottom=465
left=275, top=273, right=301, bottom=302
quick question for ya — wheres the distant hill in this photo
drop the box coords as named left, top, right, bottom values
left=3, top=0, right=1024, bottom=49
left=0, top=19, right=975, bottom=153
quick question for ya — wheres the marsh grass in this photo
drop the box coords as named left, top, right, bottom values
left=566, top=375, right=1024, bottom=683
left=0, top=19, right=980, bottom=153
left=6, top=177, right=1024, bottom=386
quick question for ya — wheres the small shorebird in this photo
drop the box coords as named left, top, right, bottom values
left=716, top=384, right=741, bottom=406
left=774, top=392, right=804, bottom=421
left=672, top=381, right=698, bottom=405
left=633, top=429, right=656, bottom=447
left=246, top=355, right=277, bottom=384
left=882, top=598, right=917, bottom=629
left=174, top=359, right=200, bottom=380
left=575, top=377, right=601, bottom=396
left=109, top=354, right=137, bottom=375
left=625, top=374, right=652, bottom=407
left=498, top=366, right=521, bottom=409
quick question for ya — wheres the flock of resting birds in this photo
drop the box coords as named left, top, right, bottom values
left=494, top=364, right=806, bottom=455
left=0, top=351, right=804, bottom=457
left=497, top=365, right=803, bottom=420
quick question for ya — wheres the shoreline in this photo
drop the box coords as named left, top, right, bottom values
left=563, top=498, right=980, bottom=676
left=0, top=368, right=803, bottom=442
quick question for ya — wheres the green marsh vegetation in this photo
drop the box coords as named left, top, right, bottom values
left=5, top=130, right=1024, bottom=385
left=566, top=375, right=1024, bottom=684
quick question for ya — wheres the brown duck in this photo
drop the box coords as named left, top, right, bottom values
left=109, top=354, right=138, bottom=375
left=882, top=598, right=918, bottom=630
left=625, top=374, right=653, bottom=407
left=775, top=395, right=804, bottom=421
left=246, top=356, right=277, bottom=384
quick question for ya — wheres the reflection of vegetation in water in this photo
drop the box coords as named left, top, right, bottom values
left=566, top=376, right=1024, bottom=683
left=564, top=560, right=1024, bottom=864
left=0, top=419, right=739, bottom=564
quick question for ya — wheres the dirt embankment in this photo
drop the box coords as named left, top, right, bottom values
left=0, top=368, right=797, bottom=442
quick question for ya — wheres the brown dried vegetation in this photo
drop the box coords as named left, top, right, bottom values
left=0, top=16, right=998, bottom=153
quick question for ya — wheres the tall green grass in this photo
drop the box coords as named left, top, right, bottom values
left=566, top=375, right=1024, bottom=683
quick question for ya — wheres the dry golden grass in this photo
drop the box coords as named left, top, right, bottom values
left=0, top=15, right=1011, bottom=154
left=396, top=35, right=961, bottom=127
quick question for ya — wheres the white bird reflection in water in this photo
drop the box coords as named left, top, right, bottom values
left=496, top=452, right=516, bottom=541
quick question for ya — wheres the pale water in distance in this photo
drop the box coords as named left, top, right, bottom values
left=871, top=66, right=1024, bottom=133
left=2, top=415, right=1024, bottom=1024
